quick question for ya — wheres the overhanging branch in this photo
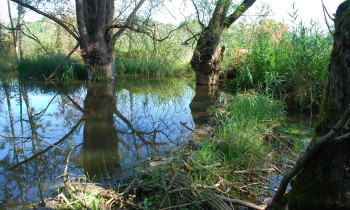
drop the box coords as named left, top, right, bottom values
left=10, top=0, right=80, bottom=41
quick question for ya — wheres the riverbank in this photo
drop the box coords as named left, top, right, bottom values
left=33, top=91, right=312, bottom=209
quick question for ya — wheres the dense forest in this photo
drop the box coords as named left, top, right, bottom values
left=0, top=0, right=349, bottom=209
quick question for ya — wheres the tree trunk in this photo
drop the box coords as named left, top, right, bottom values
left=76, top=0, right=117, bottom=81
left=190, top=0, right=256, bottom=85
left=286, top=1, right=350, bottom=209
left=190, top=0, right=228, bottom=85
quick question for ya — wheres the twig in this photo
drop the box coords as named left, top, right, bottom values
left=271, top=165, right=284, bottom=174
left=122, top=178, right=139, bottom=195
left=215, top=194, right=265, bottom=210
left=58, top=193, right=74, bottom=209
left=0, top=134, right=68, bottom=151
left=63, top=150, right=72, bottom=179
left=189, top=157, right=248, bottom=194
left=233, top=168, right=276, bottom=174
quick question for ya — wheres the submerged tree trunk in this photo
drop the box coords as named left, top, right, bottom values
left=286, top=1, right=350, bottom=208
left=191, top=0, right=256, bottom=85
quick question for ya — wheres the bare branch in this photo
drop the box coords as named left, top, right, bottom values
left=10, top=0, right=79, bottom=41
left=215, top=194, right=265, bottom=210
left=110, top=0, right=146, bottom=43
left=321, top=0, right=334, bottom=35
left=7, top=118, right=84, bottom=171
left=47, top=43, right=80, bottom=80
left=22, top=24, right=57, bottom=63
left=191, top=0, right=204, bottom=29
left=182, top=32, right=200, bottom=45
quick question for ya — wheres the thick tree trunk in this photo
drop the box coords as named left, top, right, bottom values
left=190, top=0, right=256, bottom=85
left=191, top=28, right=224, bottom=85
left=81, top=39, right=117, bottom=80
left=76, top=0, right=117, bottom=81
left=286, top=1, right=350, bottom=209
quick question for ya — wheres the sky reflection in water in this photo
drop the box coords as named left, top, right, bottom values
left=0, top=76, right=223, bottom=208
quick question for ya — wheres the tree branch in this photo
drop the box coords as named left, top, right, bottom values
left=191, top=0, right=204, bottom=29
left=182, top=33, right=200, bottom=45
left=110, top=0, right=146, bottom=43
left=267, top=103, right=350, bottom=209
left=47, top=43, right=80, bottom=80
left=321, top=0, right=334, bottom=35
left=10, top=0, right=79, bottom=41
left=223, top=0, right=256, bottom=30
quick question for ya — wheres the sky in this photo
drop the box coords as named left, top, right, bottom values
left=0, top=0, right=345, bottom=31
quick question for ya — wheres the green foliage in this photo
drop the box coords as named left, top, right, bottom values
left=114, top=21, right=198, bottom=76
left=223, top=19, right=332, bottom=112
left=17, top=54, right=86, bottom=81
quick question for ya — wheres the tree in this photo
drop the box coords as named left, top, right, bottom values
left=10, top=0, right=150, bottom=80
left=190, top=0, right=256, bottom=85
left=268, top=1, right=350, bottom=208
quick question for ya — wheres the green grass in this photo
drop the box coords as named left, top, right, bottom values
left=17, top=54, right=86, bottom=81
left=222, top=19, right=332, bottom=112
left=131, top=91, right=289, bottom=208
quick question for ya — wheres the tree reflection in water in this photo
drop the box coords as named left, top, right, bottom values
left=0, top=77, right=204, bottom=208
left=83, top=82, right=121, bottom=181
left=189, top=85, right=222, bottom=125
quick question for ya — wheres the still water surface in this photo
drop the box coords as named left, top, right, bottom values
left=0, top=76, right=224, bottom=208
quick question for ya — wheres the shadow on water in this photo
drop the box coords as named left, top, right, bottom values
left=0, top=76, right=226, bottom=208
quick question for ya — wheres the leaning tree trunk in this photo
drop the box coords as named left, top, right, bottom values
left=190, top=0, right=256, bottom=85
left=286, top=1, right=350, bottom=209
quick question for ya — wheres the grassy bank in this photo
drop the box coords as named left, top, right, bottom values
left=17, top=54, right=86, bottom=81
left=222, top=19, right=332, bottom=112
left=43, top=91, right=311, bottom=209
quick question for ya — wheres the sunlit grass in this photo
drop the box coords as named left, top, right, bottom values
left=17, top=54, right=86, bottom=81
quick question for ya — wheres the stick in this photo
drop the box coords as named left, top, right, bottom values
left=47, top=43, right=80, bottom=80
left=63, top=150, right=72, bottom=179
left=215, top=194, right=265, bottom=210
left=58, top=193, right=74, bottom=209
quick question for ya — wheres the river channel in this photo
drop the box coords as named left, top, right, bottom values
left=0, top=76, right=225, bottom=208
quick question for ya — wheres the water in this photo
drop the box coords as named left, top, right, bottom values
left=0, top=76, right=224, bottom=208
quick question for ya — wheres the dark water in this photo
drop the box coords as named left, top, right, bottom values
left=0, top=76, right=224, bottom=208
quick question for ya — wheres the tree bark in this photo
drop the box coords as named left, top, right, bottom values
left=190, top=0, right=256, bottom=85
left=76, top=0, right=117, bottom=80
left=285, top=1, right=350, bottom=209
